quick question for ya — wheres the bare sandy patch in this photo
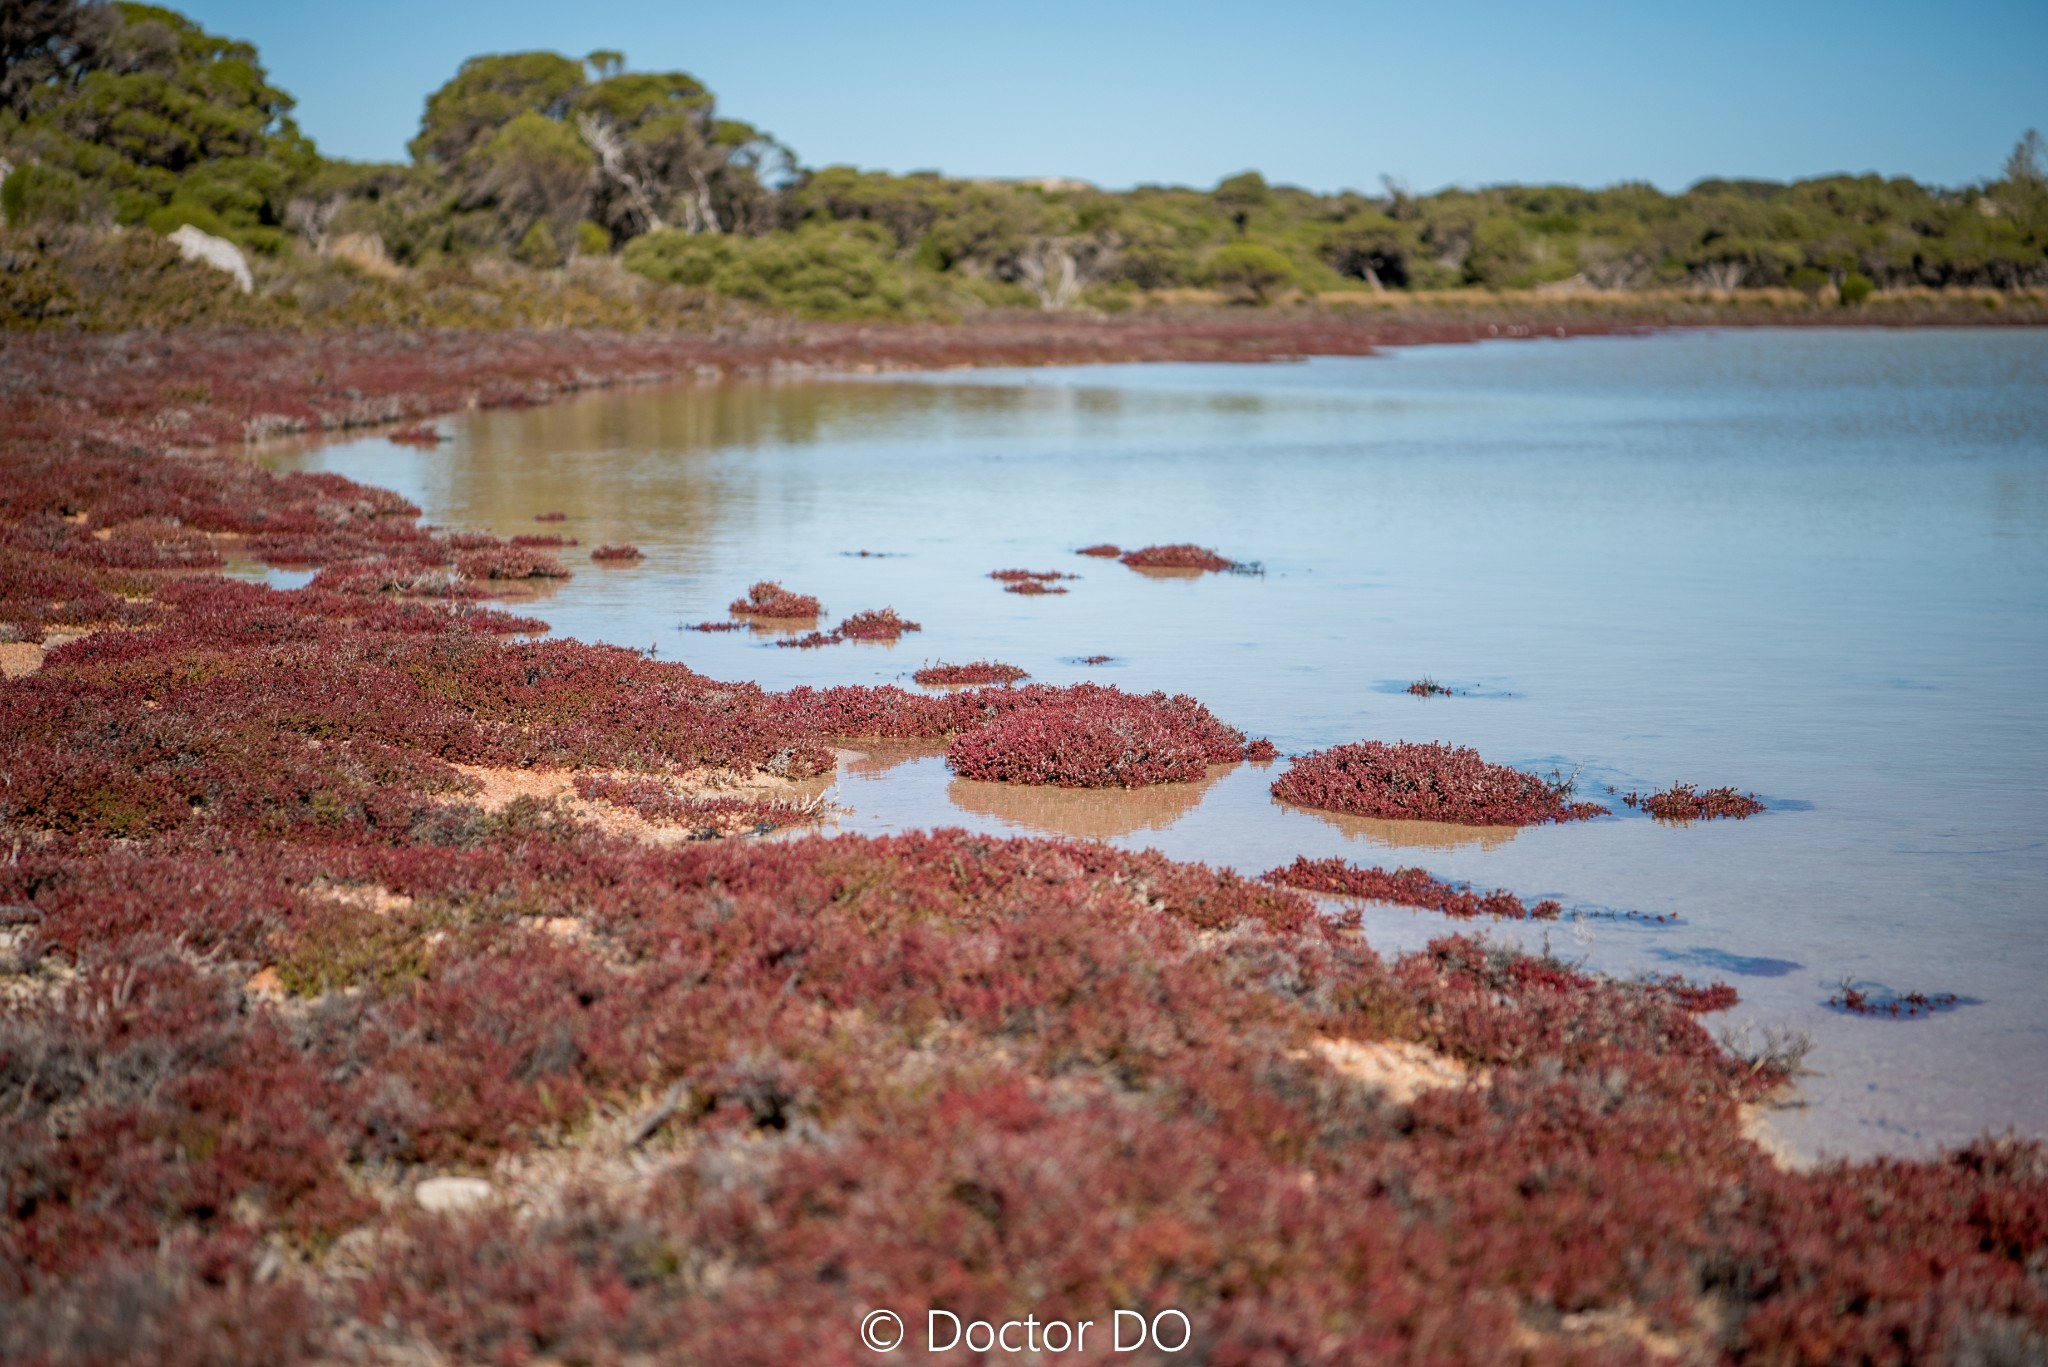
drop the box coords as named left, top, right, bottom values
left=449, top=762, right=836, bottom=845
left=1308, top=1035, right=1478, bottom=1104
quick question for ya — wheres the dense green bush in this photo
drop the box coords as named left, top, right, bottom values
left=624, top=221, right=915, bottom=317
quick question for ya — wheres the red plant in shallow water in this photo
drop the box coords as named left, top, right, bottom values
left=1830, top=981, right=1963, bottom=1017
left=534, top=511, right=567, bottom=523
left=1265, top=855, right=1562, bottom=920
left=913, top=661, right=1029, bottom=686
left=1624, top=782, right=1767, bottom=820
left=1076, top=543, right=1121, bottom=557
left=589, top=544, right=643, bottom=562
left=1407, top=677, right=1455, bottom=698
left=836, top=607, right=920, bottom=641
left=728, top=580, right=819, bottom=617
left=388, top=424, right=445, bottom=446
left=1119, top=543, right=1239, bottom=571
left=946, top=683, right=1270, bottom=787
left=1272, top=740, right=1610, bottom=826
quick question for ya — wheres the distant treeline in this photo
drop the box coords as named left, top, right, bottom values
left=3, top=1, right=2045, bottom=319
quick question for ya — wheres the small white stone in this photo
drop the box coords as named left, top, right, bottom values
left=414, top=1176, right=493, bottom=1212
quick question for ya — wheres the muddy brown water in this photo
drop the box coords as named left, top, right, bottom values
left=260, top=327, right=2048, bottom=1164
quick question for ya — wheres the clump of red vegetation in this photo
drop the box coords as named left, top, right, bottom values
left=773, top=608, right=921, bottom=649
left=5, top=332, right=2044, bottom=1366
left=534, top=511, right=567, bottom=523
left=1266, top=855, right=1562, bottom=920
left=913, top=660, right=1029, bottom=687
left=388, top=424, right=445, bottom=446
left=685, top=619, right=745, bottom=632
left=990, top=568, right=1071, bottom=595
left=1076, top=543, right=1121, bottom=557
left=1407, top=677, right=1455, bottom=697
left=1119, top=542, right=1239, bottom=572
left=946, top=683, right=1270, bottom=787
left=589, top=544, right=643, bottom=562
left=509, top=533, right=575, bottom=547
left=1273, top=740, right=1610, bottom=826
left=728, top=580, right=819, bottom=618
left=1830, top=981, right=1964, bottom=1018
left=1078, top=653, right=1115, bottom=665
left=837, top=607, right=920, bottom=640
left=1624, top=782, right=1767, bottom=820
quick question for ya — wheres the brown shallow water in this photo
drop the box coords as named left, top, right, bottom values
left=261, top=328, right=2048, bottom=1163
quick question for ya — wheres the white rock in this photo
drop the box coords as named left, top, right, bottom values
left=167, top=224, right=253, bottom=294
left=414, top=1175, right=494, bottom=1212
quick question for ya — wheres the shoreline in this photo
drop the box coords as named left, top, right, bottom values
left=8, top=304, right=2046, bottom=455
left=4, top=321, right=2046, bottom=1363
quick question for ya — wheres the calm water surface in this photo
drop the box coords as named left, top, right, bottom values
left=265, top=328, right=2048, bottom=1163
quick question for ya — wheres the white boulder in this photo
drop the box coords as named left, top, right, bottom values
left=414, top=1175, right=494, bottom=1213
left=167, top=224, right=253, bottom=293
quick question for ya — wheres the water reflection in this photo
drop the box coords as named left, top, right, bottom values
left=1282, top=800, right=1524, bottom=852
left=948, top=766, right=1228, bottom=841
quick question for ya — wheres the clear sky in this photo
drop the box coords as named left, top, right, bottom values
left=177, top=0, right=2047, bottom=194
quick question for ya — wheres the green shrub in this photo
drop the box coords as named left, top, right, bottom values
left=574, top=220, right=610, bottom=256
left=623, top=223, right=913, bottom=318
left=147, top=199, right=233, bottom=239
left=514, top=220, right=562, bottom=268
left=2, top=164, right=92, bottom=227
left=1838, top=272, right=1875, bottom=306
left=1787, top=265, right=1828, bottom=299
left=1207, top=241, right=1296, bottom=304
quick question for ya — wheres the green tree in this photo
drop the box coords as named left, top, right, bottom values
left=1208, top=240, right=1294, bottom=303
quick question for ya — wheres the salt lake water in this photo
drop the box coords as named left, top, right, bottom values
left=263, top=327, right=2048, bottom=1163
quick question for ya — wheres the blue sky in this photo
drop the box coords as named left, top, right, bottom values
left=180, top=0, right=2046, bottom=193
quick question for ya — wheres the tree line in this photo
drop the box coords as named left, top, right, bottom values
left=3, top=1, right=2044, bottom=319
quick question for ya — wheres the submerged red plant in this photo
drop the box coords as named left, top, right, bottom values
left=1075, top=543, right=1121, bottom=558
left=534, top=511, right=567, bottom=522
left=1830, top=981, right=1963, bottom=1018
left=1273, top=740, right=1610, bottom=826
left=1624, top=782, right=1767, bottom=821
left=1005, top=580, right=1067, bottom=595
left=913, top=661, right=1029, bottom=687
left=509, top=533, right=575, bottom=547
left=685, top=620, right=745, bottom=632
left=1264, top=855, right=1562, bottom=920
left=946, top=684, right=1268, bottom=787
left=388, top=424, right=445, bottom=446
left=729, top=580, right=819, bottom=618
left=1119, top=543, right=1239, bottom=572
left=1407, top=678, right=1455, bottom=698
left=590, top=544, right=643, bottom=562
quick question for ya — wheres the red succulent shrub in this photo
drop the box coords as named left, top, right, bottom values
left=1119, top=543, right=1238, bottom=571
left=836, top=607, right=920, bottom=641
left=913, top=661, right=1029, bottom=686
left=589, top=544, right=643, bottom=562
left=946, top=683, right=1268, bottom=787
left=1265, top=855, right=1563, bottom=919
left=729, top=580, right=820, bottom=617
left=1273, top=740, right=1610, bottom=826
left=1623, top=782, right=1767, bottom=820
left=1076, top=543, right=1121, bottom=557
left=509, top=533, right=575, bottom=547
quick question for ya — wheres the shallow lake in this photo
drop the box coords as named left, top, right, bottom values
left=264, top=326, right=2048, bottom=1163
